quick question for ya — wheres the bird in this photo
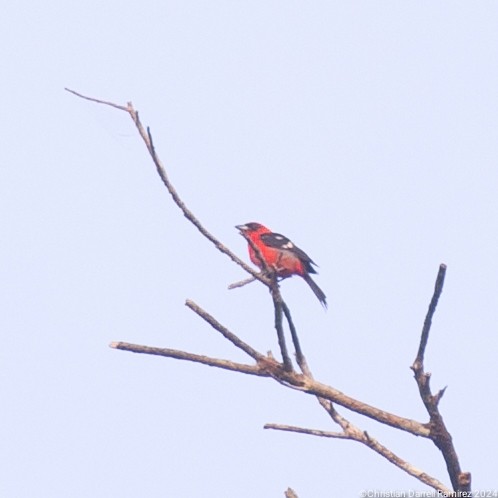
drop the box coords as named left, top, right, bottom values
left=236, top=222, right=327, bottom=307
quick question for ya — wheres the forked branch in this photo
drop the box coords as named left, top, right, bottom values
left=264, top=422, right=451, bottom=493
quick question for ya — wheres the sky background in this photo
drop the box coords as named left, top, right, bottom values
left=1, top=2, right=497, bottom=497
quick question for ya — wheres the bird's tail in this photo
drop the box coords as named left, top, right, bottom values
left=303, top=273, right=327, bottom=308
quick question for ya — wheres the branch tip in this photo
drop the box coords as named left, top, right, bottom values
left=434, top=386, right=447, bottom=405
left=285, top=488, right=299, bottom=498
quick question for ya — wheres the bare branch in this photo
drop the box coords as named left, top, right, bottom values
left=272, top=293, right=292, bottom=371
left=265, top=422, right=451, bottom=493
left=272, top=398, right=451, bottom=493
left=64, top=88, right=129, bottom=111
left=65, top=88, right=269, bottom=286
left=185, top=299, right=265, bottom=362
left=414, top=263, right=447, bottom=367
left=361, top=431, right=451, bottom=493
left=70, top=90, right=468, bottom=492
left=319, top=399, right=351, bottom=432
left=411, top=264, right=470, bottom=492
left=110, top=342, right=267, bottom=377
left=265, top=423, right=348, bottom=439
left=228, top=276, right=257, bottom=289
left=273, top=373, right=431, bottom=437
left=282, top=302, right=306, bottom=369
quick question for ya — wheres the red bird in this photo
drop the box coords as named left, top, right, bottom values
left=236, top=222, right=327, bottom=307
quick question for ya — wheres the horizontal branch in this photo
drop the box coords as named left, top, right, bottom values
left=228, top=276, right=256, bottom=290
left=264, top=423, right=348, bottom=439
left=273, top=373, right=430, bottom=437
left=112, top=339, right=429, bottom=438
left=110, top=342, right=268, bottom=377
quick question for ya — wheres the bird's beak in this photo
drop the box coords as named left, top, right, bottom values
left=235, top=224, right=247, bottom=232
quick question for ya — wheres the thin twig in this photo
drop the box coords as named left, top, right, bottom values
left=65, top=87, right=268, bottom=286
left=361, top=431, right=451, bottom=493
left=228, top=276, right=257, bottom=289
left=319, top=399, right=350, bottom=432
left=265, top=422, right=451, bottom=493
left=293, top=384, right=438, bottom=491
left=64, top=88, right=129, bottom=111
left=110, top=342, right=268, bottom=376
left=414, top=264, right=447, bottom=366
left=185, top=299, right=264, bottom=362
left=270, top=395, right=451, bottom=493
left=282, top=302, right=306, bottom=368
left=264, top=423, right=348, bottom=439
left=272, top=292, right=292, bottom=371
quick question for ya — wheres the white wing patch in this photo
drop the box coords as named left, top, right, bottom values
left=261, top=232, right=297, bottom=251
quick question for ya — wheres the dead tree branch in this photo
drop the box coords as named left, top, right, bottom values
left=411, top=264, right=470, bottom=492
left=110, top=342, right=268, bottom=377
left=265, top=423, right=348, bottom=439
left=264, top=421, right=451, bottom=493
left=64, top=87, right=268, bottom=287
left=228, top=276, right=256, bottom=289
left=414, top=264, right=447, bottom=367
left=68, top=88, right=468, bottom=493
left=185, top=299, right=264, bottom=362
left=282, top=302, right=305, bottom=368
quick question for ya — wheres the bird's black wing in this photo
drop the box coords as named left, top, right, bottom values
left=260, top=232, right=318, bottom=274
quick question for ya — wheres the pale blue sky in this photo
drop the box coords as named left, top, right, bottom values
left=1, top=2, right=497, bottom=496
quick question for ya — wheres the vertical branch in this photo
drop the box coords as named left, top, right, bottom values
left=282, top=302, right=306, bottom=370
left=414, top=264, right=447, bottom=368
left=241, top=233, right=292, bottom=370
left=411, top=264, right=470, bottom=492
left=272, top=285, right=293, bottom=371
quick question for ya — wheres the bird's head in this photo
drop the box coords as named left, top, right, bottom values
left=235, top=222, right=266, bottom=234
